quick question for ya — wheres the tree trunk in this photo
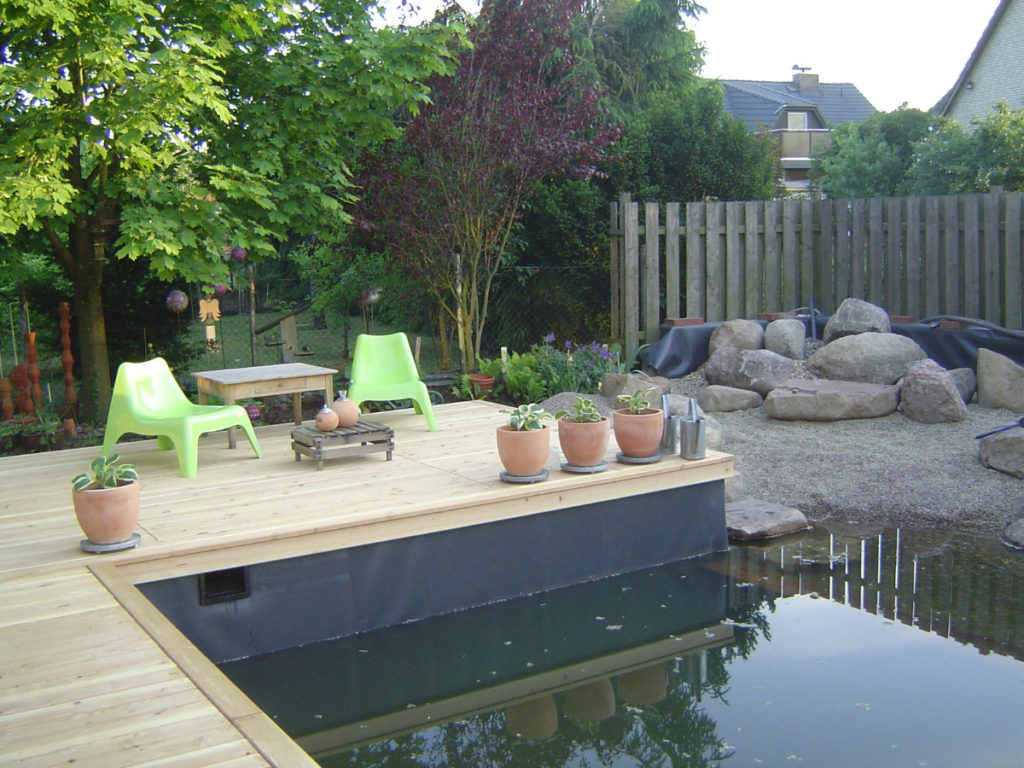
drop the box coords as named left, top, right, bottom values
left=65, top=220, right=112, bottom=425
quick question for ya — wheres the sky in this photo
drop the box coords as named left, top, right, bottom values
left=692, top=0, right=1002, bottom=112
left=383, top=0, right=1003, bottom=113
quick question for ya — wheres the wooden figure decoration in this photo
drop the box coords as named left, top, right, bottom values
left=59, top=302, right=77, bottom=407
left=24, top=331, right=42, bottom=410
left=11, top=363, right=32, bottom=417
left=199, top=291, right=221, bottom=349
left=1, top=377, right=12, bottom=421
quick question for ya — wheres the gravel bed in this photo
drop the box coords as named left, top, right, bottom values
left=541, top=372, right=1023, bottom=538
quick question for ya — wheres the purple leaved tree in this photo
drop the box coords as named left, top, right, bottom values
left=356, top=0, right=620, bottom=372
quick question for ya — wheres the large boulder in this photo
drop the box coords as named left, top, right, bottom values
left=898, top=359, right=968, bottom=423
left=703, top=347, right=796, bottom=395
left=763, top=378, right=900, bottom=421
left=807, top=332, right=926, bottom=384
left=978, top=430, right=1024, bottom=479
left=977, top=348, right=1024, bottom=413
left=764, top=318, right=806, bottom=359
left=708, top=319, right=763, bottom=356
left=697, top=385, right=764, bottom=412
left=822, top=297, right=891, bottom=343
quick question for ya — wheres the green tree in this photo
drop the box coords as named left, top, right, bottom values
left=811, top=107, right=941, bottom=198
left=904, top=102, right=1024, bottom=194
left=0, top=0, right=458, bottom=418
left=605, top=86, right=780, bottom=202
left=575, top=0, right=705, bottom=117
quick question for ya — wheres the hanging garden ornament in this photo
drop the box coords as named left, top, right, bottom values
left=165, top=289, right=189, bottom=313
left=230, top=246, right=247, bottom=262
left=214, top=282, right=228, bottom=295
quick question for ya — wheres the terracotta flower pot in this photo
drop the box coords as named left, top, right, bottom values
left=613, top=408, right=664, bottom=458
left=469, top=373, right=495, bottom=399
left=557, top=417, right=610, bottom=467
left=496, top=425, right=549, bottom=477
left=72, top=481, right=140, bottom=545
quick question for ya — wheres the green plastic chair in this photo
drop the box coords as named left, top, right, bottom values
left=346, top=332, right=438, bottom=431
left=102, top=357, right=262, bottom=478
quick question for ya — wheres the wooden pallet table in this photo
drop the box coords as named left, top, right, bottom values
left=291, top=421, right=395, bottom=470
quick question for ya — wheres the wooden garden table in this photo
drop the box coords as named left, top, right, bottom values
left=192, top=363, right=337, bottom=448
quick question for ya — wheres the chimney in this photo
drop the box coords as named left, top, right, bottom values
left=793, top=72, right=819, bottom=93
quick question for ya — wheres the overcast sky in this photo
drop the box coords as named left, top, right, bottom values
left=383, top=0, right=1003, bottom=113
left=693, top=0, right=1002, bottom=112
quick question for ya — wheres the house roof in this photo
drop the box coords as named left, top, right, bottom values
left=719, top=77, right=876, bottom=131
left=934, top=0, right=1011, bottom=115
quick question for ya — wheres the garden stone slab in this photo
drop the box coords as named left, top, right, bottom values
left=697, top=385, right=763, bottom=412
left=726, top=499, right=810, bottom=541
left=977, top=430, right=1024, bottom=478
left=762, top=378, right=900, bottom=421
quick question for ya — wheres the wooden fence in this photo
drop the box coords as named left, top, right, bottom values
left=610, top=191, right=1024, bottom=361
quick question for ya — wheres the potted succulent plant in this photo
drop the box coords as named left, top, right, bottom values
left=496, top=404, right=552, bottom=479
left=71, top=454, right=141, bottom=547
left=555, top=396, right=610, bottom=469
left=613, top=388, right=664, bottom=459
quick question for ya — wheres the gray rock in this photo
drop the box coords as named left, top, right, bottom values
left=724, top=471, right=746, bottom=503
left=703, top=347, right=745, bottom=388
left=763, top=378, right=900, bottom=421
left=764, top=318, right=806, bottom=359
left=704, top=347, right=795, bottom=395
left=740, top=349, right=797, bottom=396
left=822, top=297, right=891, bottom=343
left=977, top=348, right=1024, bottom=412
left=600, top=373, right=629, bottom=401
left=708, top=319, right=764, bottom=355
left=807, top=332, right=926, bottom=384
left=726, top=499, right=810, bottom=540
left=697, top=385, right=764, bottom=412
left=1001, top=517, right=1024, bottom=550
left=663, top=395, right=724, bottom=451
left=978, top=430, right=1024, bottom=479
left=898, top=359, right=968, bottom=423
left=948, top=367, right=978, bottom=404
left=616, top=375, right=663, bottom=409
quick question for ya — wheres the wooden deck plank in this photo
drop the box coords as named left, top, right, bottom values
left=0, top=400, right=733, bottom=767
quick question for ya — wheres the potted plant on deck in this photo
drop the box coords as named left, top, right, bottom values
left=72, top=454, right=141, bottom=551
left=496, top=404, right=552, bottom=481
left=613, top=388, right=664, bottom=460
left=555, top=396, right=610, bottom=471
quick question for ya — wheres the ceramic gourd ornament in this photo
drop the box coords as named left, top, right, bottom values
left=331, top=394, right=360, bottom=428
left=315, top=404, right=340, bottom=432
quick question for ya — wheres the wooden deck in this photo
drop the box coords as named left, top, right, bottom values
left=0, top=400, right=733, bottom=767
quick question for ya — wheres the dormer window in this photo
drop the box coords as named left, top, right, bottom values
left=787, top=111, right=809, bottom=130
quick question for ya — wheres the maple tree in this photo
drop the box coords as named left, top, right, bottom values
left=355, top=0, right=620, bottom=373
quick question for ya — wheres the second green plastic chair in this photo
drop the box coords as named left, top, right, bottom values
left=346, top=332, right=438, bottom=431
left=102, top=357, right=262, bottom=478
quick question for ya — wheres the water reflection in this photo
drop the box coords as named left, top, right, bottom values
left=220, top=526, right=1024, bottom=767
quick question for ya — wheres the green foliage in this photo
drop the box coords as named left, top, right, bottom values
left=500, top=403, right=552, bottom=431
left=811, top=107, right=942, bottom=198
left=617, top=387, right=655, bottom=413
left=19, top=409, right=62, bottom=445
left=576, top=0, right=706, bottom=118
left=604, top=86, right=780, bottom=202
left=480, top=334, right=623, bottom=403
left=904, top=103, right=1024, bottom=194
left=488, top=178, right=611, bottom=349
left=72, top=454, right=138, bottom=491
left=813, top=103, right=1024, bottom=197
left=0, top=0, right=461, bottom=413
left=555, top=396, right=604, bottom=422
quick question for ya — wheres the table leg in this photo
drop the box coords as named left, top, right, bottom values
left=292, top=392, right=302, bottom=425
left=223, top=392, right=238, bottom=449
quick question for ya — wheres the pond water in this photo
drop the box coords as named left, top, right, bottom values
left=220, top=526, right=1024, bottom=768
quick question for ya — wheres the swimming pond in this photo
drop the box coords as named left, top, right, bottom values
left=218, top=525, right=1024, bottom=767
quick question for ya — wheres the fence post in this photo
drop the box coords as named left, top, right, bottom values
left=621, top=193, right=640, bottom=364
left=644, top=201, right=661, bottom=346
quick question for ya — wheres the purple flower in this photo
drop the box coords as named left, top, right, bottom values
left=564, top=339, right=573, bottom=350
left=543, top=332, right=555, bottom=344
